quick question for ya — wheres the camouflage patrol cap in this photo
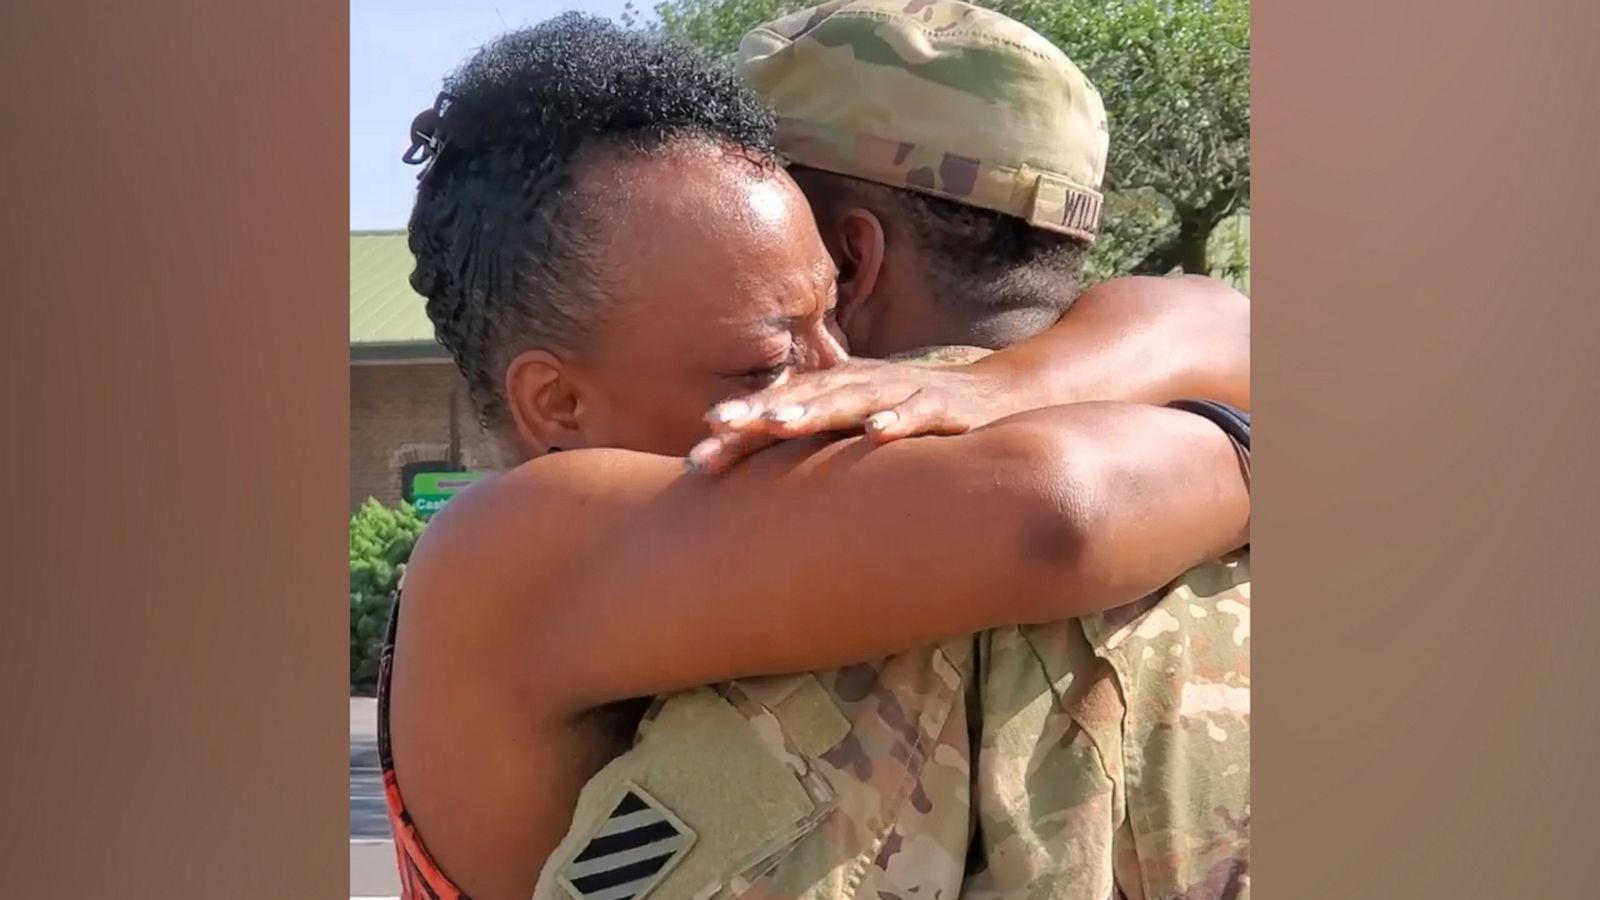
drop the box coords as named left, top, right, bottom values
left=738, top=0, right=1109, bottom=241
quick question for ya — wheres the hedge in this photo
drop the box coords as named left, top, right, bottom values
left=350, top=499, right=425, bottom=694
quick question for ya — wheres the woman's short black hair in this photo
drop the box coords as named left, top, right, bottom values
left=407, top=14, right=777, bottom=427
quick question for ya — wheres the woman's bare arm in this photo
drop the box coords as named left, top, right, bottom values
left=401, top=401, right=1248, bottom=715
left=969, top=274, right=1251, bottom=412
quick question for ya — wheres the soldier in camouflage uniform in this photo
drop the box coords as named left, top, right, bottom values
left=736, top=4, right=1252, bottom=897
left=535, top=4, right=1249, bottom=900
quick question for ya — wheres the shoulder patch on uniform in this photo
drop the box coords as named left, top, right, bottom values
left=557, top=782, right=697, bottom=900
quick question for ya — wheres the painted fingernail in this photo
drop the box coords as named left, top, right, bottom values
left=712, top=400, right=751, bottom=424
left=867, top=411, right=898, bottom=432
left=685, top=438, right=720, bottom=472
left=768, top=405, right=806, bottom=424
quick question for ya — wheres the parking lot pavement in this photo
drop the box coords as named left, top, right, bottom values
left=351, top=698, right=399, bottom=897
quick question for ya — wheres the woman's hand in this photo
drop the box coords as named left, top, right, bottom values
left=685, top=356, right=1033, bottom=475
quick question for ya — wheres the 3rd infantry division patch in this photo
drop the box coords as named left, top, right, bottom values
left=557, top=784, right=697, bottom=900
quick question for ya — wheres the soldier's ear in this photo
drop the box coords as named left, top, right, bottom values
left=832, top=207, right=886, bottom=350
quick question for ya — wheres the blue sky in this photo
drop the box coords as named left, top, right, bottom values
left=350, top=0, right=634, bottom=230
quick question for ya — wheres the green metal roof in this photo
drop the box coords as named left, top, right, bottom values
left=350, top=231, right=438, bottom=349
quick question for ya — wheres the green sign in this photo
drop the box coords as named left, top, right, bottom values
left=410, top=471, right=488, bottom=518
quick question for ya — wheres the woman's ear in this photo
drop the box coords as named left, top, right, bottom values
left=832, top=207, right=887, bottom=350
left=504, top=348, right=586, bottom=458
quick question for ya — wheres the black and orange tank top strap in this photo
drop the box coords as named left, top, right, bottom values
left=376, top=589, right=472, bottom=899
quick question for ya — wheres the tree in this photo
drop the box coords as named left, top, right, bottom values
left=993, top=0, right=1249, bottom=283
left=625, top=0, right=1251, bottom=286
left=625, top=0, right=792, bottom=59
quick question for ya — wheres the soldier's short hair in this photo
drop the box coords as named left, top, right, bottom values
left=798, top=166, right=1088, bottom=342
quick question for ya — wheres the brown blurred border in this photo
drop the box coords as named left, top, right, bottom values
left=2, top=0, right=1597, bottom=897
left=1252, top=0, right=1600, bottom=894
left=0, top=0, right=349, bottom=895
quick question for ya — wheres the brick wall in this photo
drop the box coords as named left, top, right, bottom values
left=349, top=362, right=497, bottom=511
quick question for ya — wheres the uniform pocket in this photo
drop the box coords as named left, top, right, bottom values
left=717, top=648, right=970, bottom=900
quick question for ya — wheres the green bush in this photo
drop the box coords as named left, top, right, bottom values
left=350, top=499, right=426, bottom=694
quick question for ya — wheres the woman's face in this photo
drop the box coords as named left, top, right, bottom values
left=549, top=144, right=848, bottom=457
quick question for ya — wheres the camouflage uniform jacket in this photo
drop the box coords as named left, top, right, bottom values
left=532, top=641, right=979, bottom=900
left=887, top=350, right=1254, bottom=900
left=963, top=554, right=1252, bottom=900
left=531, top=559, right=1251, bottom=900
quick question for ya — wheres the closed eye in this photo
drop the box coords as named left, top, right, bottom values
left=735, top=363, right=788, bottom=387
left=720, top=346, right=795, bottom=387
